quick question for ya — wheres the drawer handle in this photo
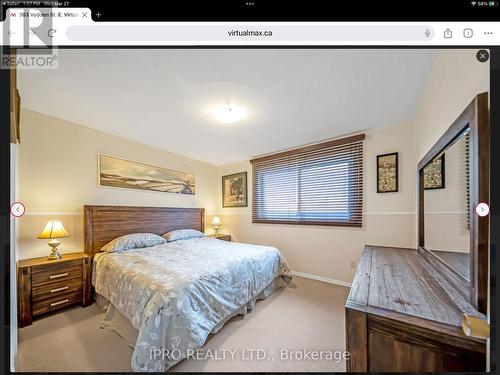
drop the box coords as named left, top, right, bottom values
left=50, top=299, right=68, bottom=307
left=50, top=286, right=69, bottom=293
left=49, top=272, right=68, bottom=279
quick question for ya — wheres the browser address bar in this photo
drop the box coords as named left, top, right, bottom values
left=65, top=24, right=435, bottom=44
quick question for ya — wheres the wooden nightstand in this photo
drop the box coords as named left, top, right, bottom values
left=17, top=252, right=91, bottom=327
left=211, top=234, right=232, bottom=242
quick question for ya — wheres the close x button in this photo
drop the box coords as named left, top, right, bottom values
left=476, top=50, right=489, bottom=63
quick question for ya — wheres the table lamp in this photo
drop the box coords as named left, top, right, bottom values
left=37, top=220, right=70, bottom=260
left=211, top=216, right=221, bottom=235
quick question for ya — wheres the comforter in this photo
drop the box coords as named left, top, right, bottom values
left=92, top=237, right=292, bottom=371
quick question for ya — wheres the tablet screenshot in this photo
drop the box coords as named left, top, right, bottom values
left=2, top=1, right=498, bottom=373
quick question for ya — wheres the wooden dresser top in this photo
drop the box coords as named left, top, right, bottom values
left=347, top=245, right=485, bottom=334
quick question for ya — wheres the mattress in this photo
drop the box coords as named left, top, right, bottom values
left=92, top=237, right=292, bottom=371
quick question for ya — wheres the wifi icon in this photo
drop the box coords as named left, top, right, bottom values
left=471, top=1, right=477, bottom=5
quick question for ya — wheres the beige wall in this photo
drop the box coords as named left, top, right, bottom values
left=413, top=49, right=489, bottom=162
left=216, top=123, right=417, bottom=284
left=18, top=109, right=417, bottom=284
left=18, top=110, right=219, bottom=260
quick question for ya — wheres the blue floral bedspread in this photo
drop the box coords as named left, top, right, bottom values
left=92, top=237, right=292, bottom=371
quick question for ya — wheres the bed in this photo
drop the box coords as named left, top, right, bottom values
left=84, top=205, right=292, bottom=372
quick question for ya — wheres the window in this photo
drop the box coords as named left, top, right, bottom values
left=251, top=134, right=364, bottom=226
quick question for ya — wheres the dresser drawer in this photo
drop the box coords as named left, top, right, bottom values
left=32, top=265, right=82, bottom=287
left=32, top=277, right=82, bottom=303
left=33, top=291, right=83, bottom=317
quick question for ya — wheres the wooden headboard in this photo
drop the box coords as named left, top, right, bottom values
left=84, top=205, right=205, bottom=260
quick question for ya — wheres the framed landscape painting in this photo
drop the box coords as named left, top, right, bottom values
left=98, top=154, right=195, bottom=195
left=377, top=152, right=398, bottom=193
left=222, top=172, right=248, bottom=207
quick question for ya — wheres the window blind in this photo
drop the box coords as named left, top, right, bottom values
left=250, top=134, right=364, bottom=227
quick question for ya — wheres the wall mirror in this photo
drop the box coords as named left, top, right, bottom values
left=417, top=92, right=489, bottom=313
left=423, top=129, right=470, bottom=279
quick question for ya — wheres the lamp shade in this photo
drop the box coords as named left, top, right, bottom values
left=211, top=216, right=221, bottom=226
left=37, top=220, right=70, bottom=239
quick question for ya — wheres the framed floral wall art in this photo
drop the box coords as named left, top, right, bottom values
left=377, top=152, right=398, bottom=193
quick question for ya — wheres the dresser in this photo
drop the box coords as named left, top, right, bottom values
left=18, top=252, right=91, bottom=327
left=345, top=245, right=486, bottom=372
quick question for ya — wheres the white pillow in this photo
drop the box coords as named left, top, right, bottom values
left=101, top=233, right=166, bottom=252
left=162, top=229, right=205, bottom=242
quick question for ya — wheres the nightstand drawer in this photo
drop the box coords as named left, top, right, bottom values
left=32, top=277, right=82, bottom=303
left=32, top=265, right=82, bottom=287
left=33, top=291, right=83, bottom=317
left=31, top=258, right=82, bottom=273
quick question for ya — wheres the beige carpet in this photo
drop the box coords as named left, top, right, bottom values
left=16, top=276, right=349, bottom=372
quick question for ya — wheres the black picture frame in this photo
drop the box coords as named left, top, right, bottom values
left=222, top=171, right=248, bottom=208
left=423, top=154, right=446, bottom=190
left=377, top=152, right=399, bottom=193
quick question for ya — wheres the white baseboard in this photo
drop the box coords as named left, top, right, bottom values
left=291, top=271, right=352, bottom=288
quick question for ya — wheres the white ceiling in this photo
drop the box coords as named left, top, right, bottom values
left=18, top=49, right=437, bottom=165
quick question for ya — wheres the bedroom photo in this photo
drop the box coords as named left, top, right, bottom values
left=9, top=48, right=490, bottom=373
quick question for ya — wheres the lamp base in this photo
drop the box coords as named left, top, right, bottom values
left=213, top=226, right=219, bottom=235
left=47, top=249, right=61, bottom=260
left=47, top=239, right=62, bottom=260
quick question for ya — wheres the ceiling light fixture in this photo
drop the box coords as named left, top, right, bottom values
left=210, top=104, right=246, bottom=124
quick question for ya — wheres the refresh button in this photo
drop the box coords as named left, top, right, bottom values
left=48, top=29, right=57, bottom=38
